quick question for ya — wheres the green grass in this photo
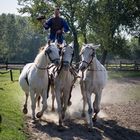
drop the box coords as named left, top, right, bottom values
left=108, top=71, right=140, bottom=79
left=0, top=70, right=27, bottom=140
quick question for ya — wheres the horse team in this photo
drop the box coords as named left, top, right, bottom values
left=19, top=42, right=107, bottom=130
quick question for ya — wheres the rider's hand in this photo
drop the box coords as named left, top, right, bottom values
left=36, top=15, right=46, bottom=25
left=56, top=30, right=63, bottom=34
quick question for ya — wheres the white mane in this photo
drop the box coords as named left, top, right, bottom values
left=34, top=46, right=47, bottom=65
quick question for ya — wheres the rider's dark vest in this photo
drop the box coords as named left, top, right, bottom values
left=50, top=17, right=63, bottom=34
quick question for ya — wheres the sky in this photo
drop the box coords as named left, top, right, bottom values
left=0, top=0, right=21, bottom=15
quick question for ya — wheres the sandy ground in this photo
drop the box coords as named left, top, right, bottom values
left=24, top=77, right=140, bottom=140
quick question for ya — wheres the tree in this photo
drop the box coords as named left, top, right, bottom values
left=17, top=0, right=140, bottom=64
left=88, top=0, right=140, bottom=64
left=0, top=14, right=43, bottom=62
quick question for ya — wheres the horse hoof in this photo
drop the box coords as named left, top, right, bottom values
left=57, top=125, right=65, bottom=132
left=81, top=112, right=86, bottom=118
left=92, top=117, right=97, bottom=122
left=68, top=101, right=72, bottom=106
left=23, top=108, right=28, bottom=114
left=36, top=112, right=42, bottom=118
left=92, top=115, right=97, bottom=122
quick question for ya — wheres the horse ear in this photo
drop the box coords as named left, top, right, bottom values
left=93, top=44, right=101, bottom=49
left=48, top=40, right=51, bottom=46
left=69, top=42, right=74, bottom=48
left=63, top=40, right=67, bottom=46
left=82, top=43, right=85, bottom=46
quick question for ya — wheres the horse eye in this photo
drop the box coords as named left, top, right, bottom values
left=45, top=49, right=52, bottom=55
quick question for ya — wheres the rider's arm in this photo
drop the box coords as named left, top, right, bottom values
left=43, top=18, right=52, bottom=30
left=62, top=19, right=70, bottom=33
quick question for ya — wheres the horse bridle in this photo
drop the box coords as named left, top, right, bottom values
left=81, top=48, right=96, bottom=69
left=35, top=45, right=59, bottom=70
left=56, top=46, right=74, bottom=75
left=61, top=46, right=74, bottom=66
left=45, top=46, right=60, bottom=64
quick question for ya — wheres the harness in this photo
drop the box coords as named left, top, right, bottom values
left=82, top=49, right=95, bottom=69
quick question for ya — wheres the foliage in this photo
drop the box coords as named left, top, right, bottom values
left=87, top=0, right=140, bottom=63
left=0, top=14, right=46, bottom=63
left=0, top=0, right=139, bottom=63
left=127, top=37, right=140, bottom=59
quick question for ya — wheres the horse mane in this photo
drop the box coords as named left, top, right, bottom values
left=80, top=43, right=98, bottom=55
left=39, top=46, right=45, bottom=53
left=34, top=45, right=48, bottom=64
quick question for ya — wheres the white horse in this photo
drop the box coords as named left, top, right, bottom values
left=50, top=43, right=76, bottom=127
left=19, top=44, right=60, bottom=119
left=79, top=43, right=107, bottom=130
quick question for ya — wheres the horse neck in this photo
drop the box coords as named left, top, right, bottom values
left=34, top=51, right=49, bottom=69
left=58, top=66, right=70, bottom=79
left=89, top=57, right=100, bottom=70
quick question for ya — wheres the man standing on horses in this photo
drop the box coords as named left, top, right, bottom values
left=38, top=7, right=70, bottom=46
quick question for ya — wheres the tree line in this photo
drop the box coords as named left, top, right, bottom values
left=0, top=14, right=46, bottom=63
left=0, top=0, right=139, bottom=64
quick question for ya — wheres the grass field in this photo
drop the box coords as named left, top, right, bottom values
left=0, top=70, right=27, bottom=140
left=108, top=71, right=140, bottom=79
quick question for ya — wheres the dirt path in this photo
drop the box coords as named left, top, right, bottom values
left=24, top=77, right=140, bottom=140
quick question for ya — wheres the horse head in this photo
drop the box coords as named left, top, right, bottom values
left=79, top=43, right=100, bottom=71
left=61, top=42, right=74, bottom=70
left=45, top=43, right=60, bottom=66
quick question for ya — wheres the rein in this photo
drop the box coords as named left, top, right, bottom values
left=80, top=48, right=97, bottom=71
left=81, top=54, right=94, bottom=70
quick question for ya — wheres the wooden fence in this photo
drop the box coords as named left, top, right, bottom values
left=105, top=61, right=140, bottom=71
left=0, top=62, right=25, bottom=70
left=0, top=61, right=140, bottom=71
left=0, top=61, right=140, bottom=81
left=0, top=62, right=25, bottom=81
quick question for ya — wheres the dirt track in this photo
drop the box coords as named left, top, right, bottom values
left=24, top=77, right=140, bottom=140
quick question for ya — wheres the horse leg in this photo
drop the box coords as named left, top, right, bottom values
left=62, top=88, right=71, bottom=120
left=36, top=95, right=41, bottom=108
left=80, top=80, right=86, bottom=117
left=51, top=84, right=55, bottom=112
left=67, top=86, right=72, bottom=106
left=86, top=91, right=93, bottom=130
left=81, top=91, right=86, bottom=118
left=93, top=91, right=102, bottom=122
left=67, top=92, right=72, bottom=106
left=30, top=90, right=36, bottom=120
left=36, top=90, right=48, bottom=118
left=55, top=89, right=63, bottom=127
left=23, top=92, right=29, bottom=114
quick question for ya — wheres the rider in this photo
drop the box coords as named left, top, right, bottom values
left=40, top=7, right=70, bottom=46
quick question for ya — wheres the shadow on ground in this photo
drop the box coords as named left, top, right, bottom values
left=32, top=118, right=140, bottom=140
